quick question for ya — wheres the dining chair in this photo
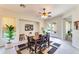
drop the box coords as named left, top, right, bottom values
left=27, top=36, right=35, bottom=53
left=45, top=33, right=50, bottom=47
left=36, top=34, right=47, bottom=53
left=19, top=34, right=25, bottom=41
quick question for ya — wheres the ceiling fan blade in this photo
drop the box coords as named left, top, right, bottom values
left=48, top=12, right=52, bottom=14
left=38, top=12, right=42, bottom=14
left=48, top=15, right=52, bottom=17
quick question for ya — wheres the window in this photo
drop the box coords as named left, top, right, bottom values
left=46, top=22, right=56, bottom=33
left=65, top=21, right=71, bottom=33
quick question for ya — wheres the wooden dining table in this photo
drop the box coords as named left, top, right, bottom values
left=28, top=34, right=50, bottom=53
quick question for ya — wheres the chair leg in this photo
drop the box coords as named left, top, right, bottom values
left=35, top=45, right=37, bottom=53
left=48, top=39, right=50, bottom=47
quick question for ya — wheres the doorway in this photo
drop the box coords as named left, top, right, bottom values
left=64, top=18, right=72, bottom=42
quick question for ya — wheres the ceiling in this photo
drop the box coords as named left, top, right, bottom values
left=0, top=4, right=76, bottom=20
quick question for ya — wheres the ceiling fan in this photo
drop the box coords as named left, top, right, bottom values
left=39, top=8, right=52, bottom=18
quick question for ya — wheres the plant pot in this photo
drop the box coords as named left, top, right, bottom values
left=5, top=42, right=13, bottom=49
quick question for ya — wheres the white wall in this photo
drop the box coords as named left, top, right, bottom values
left=19, top=19, right=39, bottom=36
left=72, top=6, right=79, bottom=49
left=62, top=6, right=79, bottom=49
left=0, top=7, right=44, bottom=43
left=0, top=19, right=2, bottom=38
left=0, top=19, right=4, bottom=46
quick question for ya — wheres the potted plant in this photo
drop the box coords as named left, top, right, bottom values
left=65, top=30, right=72, bottom=40
left=5, top=24, right=15, bottom=48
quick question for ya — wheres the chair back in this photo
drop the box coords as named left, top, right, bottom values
left=46, top=33, right=50, bottom=40
left=19, top=34, right=25, bottom=41
left=27, top=36, right=34, bottom=45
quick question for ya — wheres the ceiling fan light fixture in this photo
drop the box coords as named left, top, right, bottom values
left=42, top=12, right=48, bottom=16
left=41, top=15, right=48, bottom=19
left=39, top=8, right=52, bottom=19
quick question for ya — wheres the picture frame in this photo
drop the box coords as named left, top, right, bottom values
left=74, top=21, right=79, bottom=30
left=25, top=24, right=33, bottom=31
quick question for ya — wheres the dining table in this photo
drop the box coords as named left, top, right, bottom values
left=27, top=35, right=42, bottom=53
left=27, top=34, right=50, bottom=53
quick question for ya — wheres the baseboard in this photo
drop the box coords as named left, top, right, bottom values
left=50, top=36, right=61, bottom=39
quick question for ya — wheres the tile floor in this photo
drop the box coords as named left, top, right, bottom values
left=50, top=37, right=79, bottom=54
left=18, top=37, right=79, bottom=54
left=0, top=37, right=79, bottom=54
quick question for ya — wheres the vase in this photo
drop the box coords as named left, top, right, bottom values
left=5, top=42, right=13, bottom=49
